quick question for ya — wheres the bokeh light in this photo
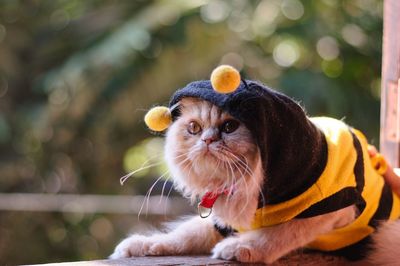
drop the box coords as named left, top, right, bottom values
left=273, top=40, right=300, bottom=67
left=316, top=36, right=340, bottom=61
left=341, top=24, right=367, bottom=47
left=281, top=0, right=304, bottom=20
left=200, top=0, right=231, bottom=24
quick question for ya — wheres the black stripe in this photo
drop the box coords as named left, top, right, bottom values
left=296, top=187, right=364, bottom=218
left=349, top=130, right=365, bottom=194
left=213, top=223, right=237, bottom=238
left=369, top=182, right=393, bottom=228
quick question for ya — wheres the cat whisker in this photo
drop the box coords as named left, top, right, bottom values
left=219, top=147, right=262, bottom=220
left=209, top=158, right=222, bottom=180
left=226, top=156, right=252, bottom=217
left=120, top=161, right=164, bottom=185
left=224, top=157, right=237, bottom=194
left=236, top=154, right=266, bottom=206
left=217, top=154, right=245, bottom=179
left=171, top=151, right=196, bottom=161
left=171, top=149, right=201, bottom=200
left=219, top=156, right=243, bottom=214
left=159, top=175, right=172, bottom=204
left=119, top=150, right=173, bottom=185
left=176, top=153, right=198, bottom=178
left=219, top=149, right=255, bottom=198
left=233, top=157, right=264, bottom=204
left=219, top=146, right=254, bottom=177
left=138, top=169, right=170, bottom=219
left=164, top=174, right=175, bottom=215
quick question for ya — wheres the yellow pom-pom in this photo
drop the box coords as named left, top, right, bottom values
left=144, top=106, right=172, bottom=132
left=210, top=65, right=241, bottom=94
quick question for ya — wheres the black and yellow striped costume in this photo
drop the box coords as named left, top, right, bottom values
left=169, top=79, right=400, bottom=259
left=249, top=117, right=400, bottom=256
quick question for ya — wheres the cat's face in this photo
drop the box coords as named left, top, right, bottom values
left=165, top=97, right=260, bottom=198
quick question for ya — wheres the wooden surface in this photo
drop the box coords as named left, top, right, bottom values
left=27, top=252, right=370, bottom=266
left=380, top=0, right=400, bottom=167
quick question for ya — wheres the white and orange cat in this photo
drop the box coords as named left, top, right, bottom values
left=111, top=75, right=400, bottom=265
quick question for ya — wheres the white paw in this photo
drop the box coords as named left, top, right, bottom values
left=148, top=242, right=176, bottom=256
left=211, top=238, right=260, bottom=263
left=110, top=235, right=153, bottom=259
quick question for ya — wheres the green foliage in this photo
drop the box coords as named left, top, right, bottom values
left=0, top=0, right=383, bottom=264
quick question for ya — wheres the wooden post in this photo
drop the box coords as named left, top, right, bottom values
left=380, top=0, right=400, bottom=167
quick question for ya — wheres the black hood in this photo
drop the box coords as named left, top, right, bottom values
left=169, top=80, right=327, bottom=205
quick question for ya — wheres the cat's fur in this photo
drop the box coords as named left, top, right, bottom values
left=111, top=98, right=400, bottom=264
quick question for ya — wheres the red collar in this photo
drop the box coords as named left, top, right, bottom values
left=198, top=188, right=232, bottom=218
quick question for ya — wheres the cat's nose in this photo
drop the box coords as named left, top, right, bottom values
left=201, top=129, right=219, bottom=145
left=202, top=137, right=216, bottom=145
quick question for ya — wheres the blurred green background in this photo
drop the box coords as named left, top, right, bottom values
left=0, top=0, right=383, bottom=264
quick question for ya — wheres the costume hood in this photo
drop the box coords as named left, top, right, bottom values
left=169, top=80, right=328, bottom=205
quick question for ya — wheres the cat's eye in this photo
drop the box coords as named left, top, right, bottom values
left=221, top=119, right=240, bottom=134
left=187, top=121, right=202, bottom=135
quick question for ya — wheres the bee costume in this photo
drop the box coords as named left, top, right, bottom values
left=144, top=65, right=400, bottom=260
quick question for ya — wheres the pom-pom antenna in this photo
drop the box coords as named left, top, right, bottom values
left=210, top=65, right=241, bottom=94
left=144, top=106, right=172, bottom=132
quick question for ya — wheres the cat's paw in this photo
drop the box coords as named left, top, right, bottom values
left=147, top=242, right=176, bottom=256
left=211, top=237, right=261, bottom=263
left=110, top=235, right=153, bottom=259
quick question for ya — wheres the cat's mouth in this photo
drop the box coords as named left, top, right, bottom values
left=202, top=146, right=243, bottom=165
left=200, top=146, right=220, bottom=158
left=198, top=148, right=250, bottom=177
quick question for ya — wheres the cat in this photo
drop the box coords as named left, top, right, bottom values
left=111, top=80, right=400, bottom=265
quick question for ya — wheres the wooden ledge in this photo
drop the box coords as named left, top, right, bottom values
left=27, top=253, right=370, bottom=266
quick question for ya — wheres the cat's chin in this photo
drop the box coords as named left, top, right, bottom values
left=176, top=171, right=236, bottom=199
left=196, top=149, right=242, bottom=166
left=200, top=150, right=218, bottom=159
left=187, top=174, right=239, bottom=198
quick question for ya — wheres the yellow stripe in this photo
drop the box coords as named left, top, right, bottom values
left=307, top=226, right=374, bottom=251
